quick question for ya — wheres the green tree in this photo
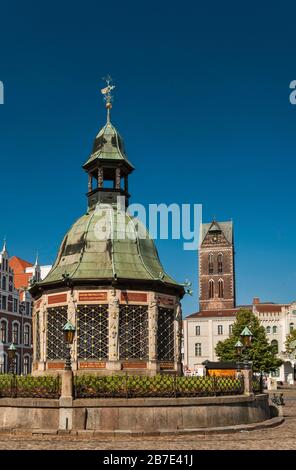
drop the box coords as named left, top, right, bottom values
left=215, top=309, right=283, bottom=372
left=285, top=329, right=296, bottom=355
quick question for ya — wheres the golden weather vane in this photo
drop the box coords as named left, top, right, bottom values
left=101, top=74, right=115, bottom=122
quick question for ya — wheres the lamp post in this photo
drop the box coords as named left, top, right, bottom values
left=239, top=326, right=253, bottom=367
left=8, top=343, right=17, bottom=375
left=62, top=321, right=75, bottom=371
left=235, top=339, right=244, bottom=372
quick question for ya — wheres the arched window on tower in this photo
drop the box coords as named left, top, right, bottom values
left=209, top=280, right=214, bottom=299
left=218, top=279, right=224, bottom=298
left=208, top=253, right=214, bottom=274
left=218, top=253, right=223, bottom=274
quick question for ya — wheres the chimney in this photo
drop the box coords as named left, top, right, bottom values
left=253, top=297, right=260, bottom=305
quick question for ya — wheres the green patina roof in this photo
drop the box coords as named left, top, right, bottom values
left=40, top=203, right=181, bottom=289
left=83, top=121, right=134, bottom=169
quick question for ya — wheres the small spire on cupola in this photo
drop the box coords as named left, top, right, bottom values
left=34, top=252, right=39, bottom=266
left=101, top=74, right=115, bottom=124
left=1, top=237, right=7, bottom=254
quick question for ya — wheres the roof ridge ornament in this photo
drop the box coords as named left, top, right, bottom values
left=101, top=74, right=115, bottom=123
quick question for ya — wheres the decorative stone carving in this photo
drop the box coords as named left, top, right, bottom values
left=175, top=301, right=183, bottom=363
left=98, top=167, right=104, bottom=188
left=148, top=299, right=158, bottom=361
left=115, top=168, right=121, bottom=189
left=108, top=290, right=119, bottom=361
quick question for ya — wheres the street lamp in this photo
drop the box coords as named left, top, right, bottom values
left=8, top=343, right=17, bottom=375
left=62, top=321, right=75, bottom=371
left=235, top=339, right=244, bottom=372
left=239, top=326, right=253, bottom=366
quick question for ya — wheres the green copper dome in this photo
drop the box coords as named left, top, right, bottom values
left=32, top=105, right=184, bottom=297
left=39, top=203, right=182, bottom=291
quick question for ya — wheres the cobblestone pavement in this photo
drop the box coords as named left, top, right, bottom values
left=0, top=390, right=295, bottom=450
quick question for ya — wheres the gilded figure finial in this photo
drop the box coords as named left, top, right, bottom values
left=101, top=74, right=115, bottom=122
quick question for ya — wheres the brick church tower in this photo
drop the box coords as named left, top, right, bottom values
left=199, top=220, right=236, bottom=311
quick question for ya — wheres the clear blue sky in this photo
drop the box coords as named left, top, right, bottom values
left=0, top=1, right=296, bottom=315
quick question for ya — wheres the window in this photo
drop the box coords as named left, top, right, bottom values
left=290, top=323, right=294, bottom=333
left=24, top=324, right=30, bottom=346
left=271, top=369, right=280, bottom=378
left=23, top=356, right=30, bottom=375
left=1, top=296, right=6, bottom=310
left=209, top=280, right=214, bottom=299
left=218, top=279, right=224, bottom=298
left=0, top=353, right=7, bottom=374
left=0, top=320, right=7, bottom=343
left=26, top=302, right=30, bottom=315
left=8, top=277, right=13, bottom=292
left=217, top=253, right=223, bottom=273
left=12, top=322, right=19, bottom=344
left=229, top=324, right=233, bottom=335
left=195, top=325, right=200, bottom=336
left=272, top=326, right=277, bottom=334
left=1, top=276, right=6, bottom=291
left=208, top=253, right=214, bottom=274
left=266, top=326, right=271, bottom=334
left=195, top=343, right=202, bottom=356
left=218, top=325, right=223, bottom=335
left=271, top=340, right=278, bottom=354
left=13, top=299, right=18, bottom=313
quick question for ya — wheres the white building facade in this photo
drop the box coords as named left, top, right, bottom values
left=183, top=298, right=296, bottom=383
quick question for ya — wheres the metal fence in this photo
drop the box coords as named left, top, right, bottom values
left=74, top=374, right=245, bottom=399
left=0, top=374, right=61, bottom=399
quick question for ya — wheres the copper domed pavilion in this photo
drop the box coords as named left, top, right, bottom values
left=30, top=84, right=184, bottom=375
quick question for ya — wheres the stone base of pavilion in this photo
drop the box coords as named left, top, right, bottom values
left=0, top=394, right=281, bottom=434
left=32, top=361, right=182, bottom=376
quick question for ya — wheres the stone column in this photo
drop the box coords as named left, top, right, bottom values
left=68, top=290, right=77, bottom=371
left=59, top=370, right=73, bottom=430
left=174, top=301, right=182, bottom=375
left=115, top=168, right=121, bottom=189
left=88, top=174, right=92, bottom=192
left=97, top=167, right=103, bottom=188
left=148, top=295, right=158, bottom=374
left=40, top=298, right=47, bottom=372
left=108, top=289, right=121, bottom=371
left=241, top=363, right=253, bottom=395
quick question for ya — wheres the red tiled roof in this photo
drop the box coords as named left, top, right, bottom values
left=255, top=304, right=284, bottom=313
left=13, top=273, right=32, bottom=290
left=185, top=305, right=253, bottom=319
left=9, top=256, right=33, bottom=272
left=9, top=256, right=33, bottom=289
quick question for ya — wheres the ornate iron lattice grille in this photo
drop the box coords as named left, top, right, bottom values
left=77, top=304, right=109, bottom=360
left=157, top=307, right=175, bottom=361
left=119, top=305, right=148, bottom=360
left=35, top=312, right=40, bottom=360
left=46, top=307, right=68, bottom=360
